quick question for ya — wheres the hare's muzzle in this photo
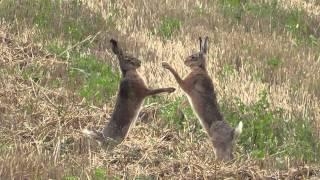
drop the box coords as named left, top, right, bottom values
left=184, top=57, right=193, bottom=67
left=135, top=61, right=141, bottom=67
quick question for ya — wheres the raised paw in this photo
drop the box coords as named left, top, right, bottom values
left=167, top=87, right=176, bottom=93
left=162, top=62, right=172, bottom=70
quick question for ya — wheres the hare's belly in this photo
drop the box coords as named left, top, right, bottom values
left=186, top=95, right=208, bottom=132
left=123, top=100, right=144, bottom=138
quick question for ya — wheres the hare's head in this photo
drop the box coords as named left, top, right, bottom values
left=211, top=121, right=243, bottom=161
left=119, top=55, right=141, bottom=71
left=185, top=36, right=208, bottom=69
left=110, top=39, right=141, bottom=72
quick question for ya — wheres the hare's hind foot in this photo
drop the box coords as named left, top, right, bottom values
left=100, top=137, right=122, bottom=150
left=82, top=128, right=121, bottom=150
left=82, top=128, right=104, bottom=141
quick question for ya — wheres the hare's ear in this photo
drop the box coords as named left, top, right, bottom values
left=202, top=36, right=209, bottom=54
left=110, top=38, right=122, bottom=56
left=199, top=37, right=203, bottom=52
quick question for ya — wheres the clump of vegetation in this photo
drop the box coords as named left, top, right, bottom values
left=266, top=57, right=282, bottom=69
left=159, top=97, right=186, bottom=129
left=219, top=0, right=245, bottom=22
left=219, top=63, right=236, bottom=79
left=93, top=168, right=107, bottom=180
left=156, top=17, right=182, bottom=39
left=219, top=0, right=320, bottom=45
left=152, top=96, right=202, bottom=134
left=62, top=176, right=79, bottom=180
left=20, top=63, right=47, bottom=83
left=0, top=0, right=107, bottom=43
left=194, top=4, right=207, bottom=16
left=71, top=54, right=120, bottom=104
left=47, top=42, right=120, bottom=105
left=1, top=0, right=320, bottom=178
left=222, top=90, right=320, bottom=162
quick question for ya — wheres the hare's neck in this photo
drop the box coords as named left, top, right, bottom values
left=123, top=69, right=138, bottom=77
left=191, top=66, right=207, bottom=73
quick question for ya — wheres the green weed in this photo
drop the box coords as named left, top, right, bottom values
left=194, top=4, right=207, bottom=16
left=159, top=97, right=185, bottom=129
left=285, top=10, right=307, bottom=36
left=253, top=71, right=263, bottom=82
left=71, top=55, right=120, bottom=104
left=47, top=43, right=120, bottom=105
left=91, top=168, right=121, bottom=180
left=219, top=0, right=244, bottom=22
left=222, top=90, right=320, bottom=162
left=222, top=0, right=241, bottom=7
left=266, top=57, right=282, bottom=68
left=157, top=17, right=182, bottom=39
left=62, top=176, right=79, bottom=180
left=220, top=64, right=236, bottom=79
left=0, top=0, right=107, bottom=43
left=219, top=0, right=320, bottom=45
left=134, top=175, right=157, bottom=180
left=0, top=144, right=10, bottom=152
left=157, top=97, right=201, bottom=133
left=20, top=64, right=46, bottom=83
left=93, top=168, right=107, bottom=180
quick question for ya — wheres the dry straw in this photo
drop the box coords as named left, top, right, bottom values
left=0, top=0, right=320, bottom=178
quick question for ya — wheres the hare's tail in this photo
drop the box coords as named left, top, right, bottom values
left=110, top=39, right=123, bottom=56
left=234, top=121, right=243, bottom=138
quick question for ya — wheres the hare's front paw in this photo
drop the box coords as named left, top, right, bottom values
left=162, top=62, right=172, bottom=69
left=167, top=87, right=176, bottom=93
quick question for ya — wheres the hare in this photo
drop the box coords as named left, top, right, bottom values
left=83, top=39, right=175, bottom=147
left=162, top=37, right=242, bottom=161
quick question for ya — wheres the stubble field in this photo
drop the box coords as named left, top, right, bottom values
left=0, top=0, right=320, bottom=179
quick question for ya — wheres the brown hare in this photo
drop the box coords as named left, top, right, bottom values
left=162, top=37, right=242, bottom=161
left=83, top=39, right=175, bottom=147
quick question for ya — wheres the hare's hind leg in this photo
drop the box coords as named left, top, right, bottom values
left=102, top=121, right=125, bottom=141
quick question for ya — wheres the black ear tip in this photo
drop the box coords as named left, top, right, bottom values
left=110, top=38, right=117, bottom=45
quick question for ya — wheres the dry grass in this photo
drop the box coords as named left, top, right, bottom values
left=279, top=0, right=320, bottom=16
left=0, top=0, right=320, bottom=179
left=88, top=0, right=320, bottom=132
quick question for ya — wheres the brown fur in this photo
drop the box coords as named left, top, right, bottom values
left=162, top=37, right=242, bottom=161
left=83, top=39, right=175, bottom=147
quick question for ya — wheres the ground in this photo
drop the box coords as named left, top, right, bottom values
left=0, top=0, right=319, bottom=179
